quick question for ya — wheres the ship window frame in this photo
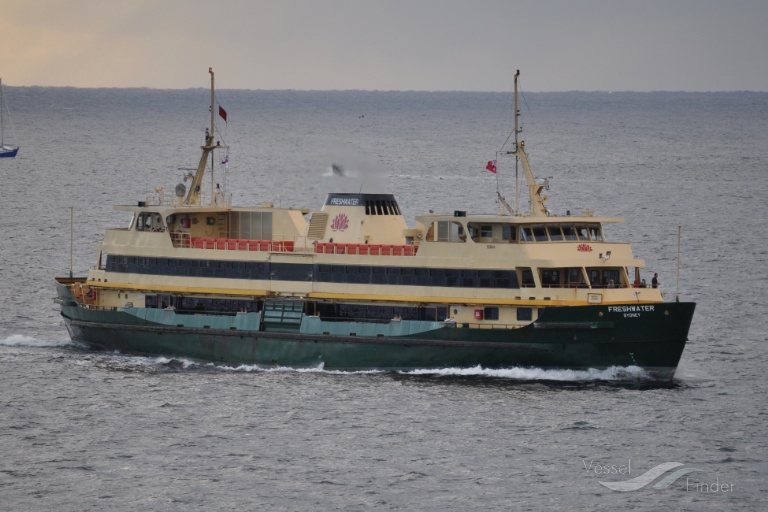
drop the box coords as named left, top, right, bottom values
left=502, top=224, right=517, bottom=242
left=589, top=224, right=604, bottom=242
left=532, top=226, right=548, bottom=242
left=567, top=267, right=587, bottom=287
left=575, top=225, right=590, bottom=241
left=541, top=269, right=561, bottom=287
left=547, top=225, right=564, bottom=241
left=587, top=267, right=621, bottom=288
left=520, top=267, right=535, bottom=287
left=562, top=225, right=577, bottom=240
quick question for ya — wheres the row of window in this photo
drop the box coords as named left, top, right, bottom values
left=143, top=295, right=535, bottom=324
left=520, top=225, right=603, bottom=243
left=431, top=221, right=605, bottom=244
left=106, top=255, right=522, bottom=289
left=107, top=255, right=626, bottom=290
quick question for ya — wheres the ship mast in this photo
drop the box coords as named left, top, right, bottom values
left=511, top=70, right=548, bottom=217
left=184, top=68, right=217, bottom=206
left=1, top=78, right=5, bottom=147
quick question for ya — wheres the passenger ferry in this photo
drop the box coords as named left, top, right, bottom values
left=54, top=69, right=695, bottom=379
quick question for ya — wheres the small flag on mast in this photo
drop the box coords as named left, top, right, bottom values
left=219, top=106, right=227, bottom=122
left=486, top=160, right=497, bottom=173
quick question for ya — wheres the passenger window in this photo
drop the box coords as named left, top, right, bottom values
left=533, top=227, right=548, bottom=242
left=520, top=268, right=535, bottom=287
left=517, top=308, right=533, bottom=321
left=541, top=269, right=560, bottom=287
left=567, top=267, right=585, bottom=287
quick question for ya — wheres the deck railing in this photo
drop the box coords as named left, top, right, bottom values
left=315, top=242, right=418, bottom=256
left=178, top=237, right=419, bottom=256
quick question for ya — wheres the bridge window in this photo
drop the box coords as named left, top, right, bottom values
left=502, top=224, right=517, bottom=242
left=136, top=212, right=164, bottom=232
left=435, top=221, right=466, bottom=242
left=575, top=225, right=590, bottom=240
left=562, top=225, right=577, bottom=240
left=589, top=225, right=603, bottom=241
left=547, top=226, right=563, bottom=241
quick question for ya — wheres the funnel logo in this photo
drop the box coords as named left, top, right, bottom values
left=589, top=461, right=703, bottom=491
left=331, top=213, right=349, bottom=232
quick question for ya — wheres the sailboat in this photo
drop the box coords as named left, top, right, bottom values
left=0, top=78, right=19, bottom=158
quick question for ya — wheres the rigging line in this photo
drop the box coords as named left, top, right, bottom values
left=499, top=124, right=515, bottom=154
left=497, top=81, right=519, bottom=154
left=518, top=79, right=535, bottom=134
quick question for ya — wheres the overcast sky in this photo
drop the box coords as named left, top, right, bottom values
left=2, top=0, right=766, bottom=92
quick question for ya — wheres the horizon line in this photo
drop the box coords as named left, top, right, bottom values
left=3, top=84, right=767, bottom=94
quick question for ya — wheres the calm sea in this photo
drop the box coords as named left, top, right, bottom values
left=1, top=85, right=766, bottom=510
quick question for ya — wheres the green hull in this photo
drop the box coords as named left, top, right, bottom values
left=55, top=282, right=695, bottom=380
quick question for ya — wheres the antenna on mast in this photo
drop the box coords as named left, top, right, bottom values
left=514, top=70, right=520, bottom=214
left=183, top=68, right=217, bottom=206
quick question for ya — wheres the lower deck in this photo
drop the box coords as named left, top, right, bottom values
left=55, top=277, right=696, bottom=380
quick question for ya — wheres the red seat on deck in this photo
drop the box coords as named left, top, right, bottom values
left=204, top=239, right=216, bottom=249
left=358, top=245, right=370, bottom=255
left=368, top=245, right=381, bottom=255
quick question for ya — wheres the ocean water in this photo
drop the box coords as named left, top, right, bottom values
left=1, top=85, right=767, bottom=510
